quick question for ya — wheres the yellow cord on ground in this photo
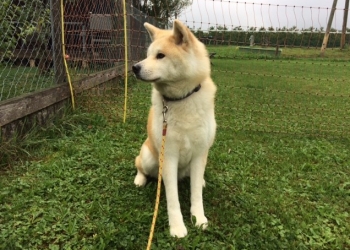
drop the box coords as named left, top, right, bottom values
left=60, top=0, right=75, bottom=109
left=122, top=0, right=128, bottom=123
left=146, top=123, right=167, bottom=250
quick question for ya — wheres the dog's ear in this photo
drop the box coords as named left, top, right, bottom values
left=173, top=20, right=192, bottom=45
left=144, top=22, right=160, bottom=41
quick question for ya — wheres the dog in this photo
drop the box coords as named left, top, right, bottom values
left=132, top=20, right=217, bottom=238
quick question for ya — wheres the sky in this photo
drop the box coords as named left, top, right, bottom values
left=177, top=0, right=349, bottom=31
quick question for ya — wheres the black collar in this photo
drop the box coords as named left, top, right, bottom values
left=162, top=84, right=201, bottom=102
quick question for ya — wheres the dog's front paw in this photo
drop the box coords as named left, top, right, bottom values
left=134, top=171, right=147, bottom=187
left=170, top=222, right=188, bottom=238
left=191, top=214, right=208, bottom=230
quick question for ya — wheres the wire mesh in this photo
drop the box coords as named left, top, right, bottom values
left=126, top=0, right=350, bottom=138
left=72, top=0, right=160, bottom=120
left=0, top=0, right=55, bottom=101
left=0, top=0, right=349, bottom=138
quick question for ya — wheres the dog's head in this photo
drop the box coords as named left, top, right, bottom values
left=132, top=20, right=210, bottom=86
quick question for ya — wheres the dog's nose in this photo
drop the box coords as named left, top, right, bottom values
left=132, top=65, right=141, bottom=75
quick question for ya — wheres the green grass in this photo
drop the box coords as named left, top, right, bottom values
left=207, top=45, right=350, bottom=60
left=0, top=65, right=54, bottom=101
left=0, top=63, right=113, bottom=102
left=211, top=47, right=350, bottom=137
left=1, top=48, right=350, bottom=249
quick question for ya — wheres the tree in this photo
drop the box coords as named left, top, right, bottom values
left=216, top=25, right=228, bottom=32
left=233, top=26, right=242, bottom=31
left=132, top=0, right=191, bottom=21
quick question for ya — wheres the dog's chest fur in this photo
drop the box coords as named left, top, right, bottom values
left=151, top=87, right=216, bottom=173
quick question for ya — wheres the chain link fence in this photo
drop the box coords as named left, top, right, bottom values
left=0, top=0, right=54, bottom=101
left=1, top=0, right=350, bottom=139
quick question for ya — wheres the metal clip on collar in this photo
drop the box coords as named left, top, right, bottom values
left=162, top=100, right=168, bottom=124
left=162, top=100, right=168, bottom=136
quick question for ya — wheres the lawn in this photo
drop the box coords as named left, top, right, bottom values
left=0, top=65, right=54, bottom=102
left=1, top=47, right=350, bottom=249
left=207, top=45, right=350, bottom=60
left=0, top=63, right=114, bottom=102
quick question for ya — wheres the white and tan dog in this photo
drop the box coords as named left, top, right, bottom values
left=132, top=20, right=216, bottom=238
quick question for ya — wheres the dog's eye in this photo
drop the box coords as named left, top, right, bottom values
left=156, top=53, right=165, bottom=59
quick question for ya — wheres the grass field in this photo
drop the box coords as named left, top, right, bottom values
left=1, top=47, right=350, bottom=249
left=0, top=63, right=115, bottom=102
left=0, top=66, right=56, bottom=102
left=207, top=45, right=350, bottom=60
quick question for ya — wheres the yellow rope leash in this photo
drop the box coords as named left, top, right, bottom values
left=60, top=0, right=75, bottom=109
left=121, top=2, right=165, bottom=248
left=122, top=0, right=128, bottom=123
left=146, top=102, right=168, bottom=250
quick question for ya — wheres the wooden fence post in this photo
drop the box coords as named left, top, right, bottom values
left=50, top=0, right=67, bottom=84
left=320, top=0, right=338, bottom=56
left=341, top=0, right=349, bottom=49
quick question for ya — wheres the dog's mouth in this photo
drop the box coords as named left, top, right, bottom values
left=137, top=76, right=160, bottom=83
left=149, top=78, right=161, bottom=82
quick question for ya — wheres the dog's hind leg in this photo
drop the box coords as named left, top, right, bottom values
left=134, top=138, right=158, bottom=187
left=134, top=160, right=148, bottom=187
